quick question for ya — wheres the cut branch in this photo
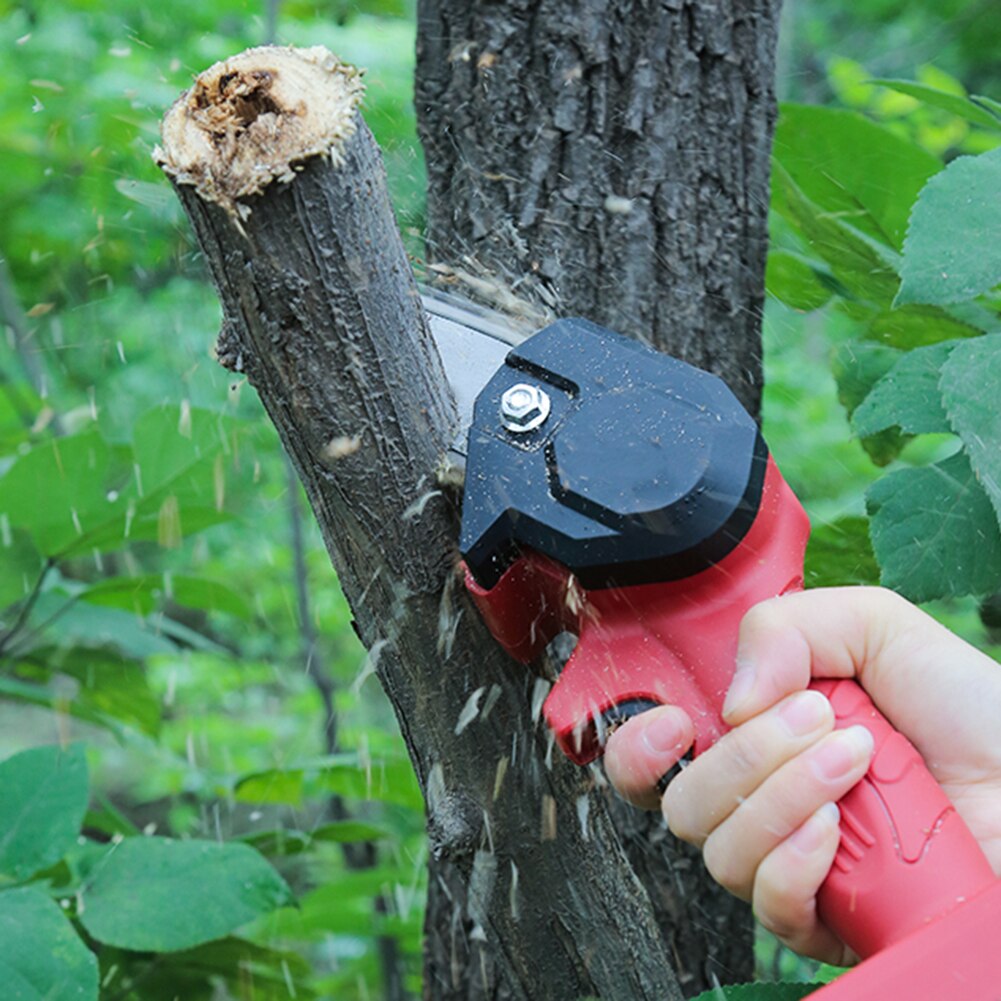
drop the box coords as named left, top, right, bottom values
left=158, top=45, right=686, bottom=1001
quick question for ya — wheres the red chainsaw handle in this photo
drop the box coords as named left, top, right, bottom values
left=543, top=597, right=998, bottom=957
left=809, top=676, right=995, bottom=958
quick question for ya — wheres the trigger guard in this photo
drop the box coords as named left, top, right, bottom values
left=601, top=698, right=661, bottom=735
left=599, top=699, right=689, bottom=798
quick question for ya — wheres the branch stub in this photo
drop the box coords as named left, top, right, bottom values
left=154, top=44, right=364, bottom=216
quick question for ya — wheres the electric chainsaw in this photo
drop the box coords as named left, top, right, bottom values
left=424, top=289, right=1001, bottom=1001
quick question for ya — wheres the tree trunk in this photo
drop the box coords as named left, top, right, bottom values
left=416, top=0, right=780, bottom=416
left=415, top=2, right=781, bottom=990
left=157, top=46, right=694, bottom=1001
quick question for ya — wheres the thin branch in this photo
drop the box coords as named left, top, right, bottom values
left=0, top=557, right=55, bottom=659
left=1, top=593, right=79, bottom=661
left=285, top=456, right=409, bottom=1001
left=157, top=46, right=682, bottom=1000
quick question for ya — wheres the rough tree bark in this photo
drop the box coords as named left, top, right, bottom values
left=158, top=46, right=692, bottom=1001
left=416, top=0, right=780, bottom=416
left=416, top=0, right=782, bottom=991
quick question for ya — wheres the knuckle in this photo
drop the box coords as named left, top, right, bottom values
left=860, top=586, right=906, bottom=622
left=723, top=726, right=765, bottom=778
left=752, top=869, right=801, bottom=939
left=745, top=593, right=784, bottom=622
left=662, top=789, right=699, bottom=844
left=755, top=902, right=797, bottom=941
left=702, top=834, right=744, bottom=895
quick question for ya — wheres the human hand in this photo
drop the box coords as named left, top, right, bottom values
left=604, top=587, right=1001, bottom=965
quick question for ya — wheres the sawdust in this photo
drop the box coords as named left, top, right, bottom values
left=155, top=45, right=364, bottom=216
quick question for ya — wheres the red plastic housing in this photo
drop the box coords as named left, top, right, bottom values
left=463, top=458, right=998, bottom=963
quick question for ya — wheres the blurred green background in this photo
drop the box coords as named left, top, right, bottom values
left=1, top=0, right=1000, bottom=997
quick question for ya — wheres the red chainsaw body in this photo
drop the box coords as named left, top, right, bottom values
left=463, top=457, right=998, bottom=962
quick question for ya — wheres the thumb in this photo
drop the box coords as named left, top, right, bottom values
left=722, top=586, right=1001, bottom=781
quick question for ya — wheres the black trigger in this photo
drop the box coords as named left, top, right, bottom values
left=601, top=698, right=661, bottom=734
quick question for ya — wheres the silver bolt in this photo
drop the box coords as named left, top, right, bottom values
left=500, top=382, right=551, bottom=433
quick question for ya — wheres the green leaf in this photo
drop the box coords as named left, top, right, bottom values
left=870, top=78, right=1001, bottom=131
left=131, top=405, right=234, bottom=503
left=774, top=104, right=941, bottom=249
left=864, top=304, right=984, bottom=349
left=0, top=529, right=44, bottom=609
left=940, top=333, right=1001, bottom=525
left=851, top=340, right=957, bottom=438
left=1, top=649, right=159, bottom=738
left=831, top=340, right=901, bottom=413
left=235, top=755, right=423, bottom=810
left=0, top=411, right=240, bottom=561
left=812, top=963, right=844, bottom=984
left=80, top=837, right=293, bottom=952
left=897, top=147, right=1001, bottom=306
left=0, top=744, right=89, bottom=880
left=973, top=94, right=1001, bottom=120
left=98, top=937, right=316, bottom=1001
left=765, top=251, right=833, bottom=311
left=0, top=887, right=98, bottom=1000
left=242, top=820, right=388, bottom=856
left=0, top=431, right=131, bottom=557
left=805, top=517, right=880, bottom=588
left=45, top=648, right=161, bottom=736
left=0, top=381, right=41, bottom=452
left=78, top=504, right=234, bottom=556
left=23, top=594, right=180, bottom=659
left=247, top=867, right=412, bottom=941
left=866, top=451, right=1001, bottom=602
left=687, top=982, right=821, bottom=1000
left=80, top=574, right=252, bottom=619
left=831, top=341, right=907, bottom=465
left=771, top=164, right=900, bottom=307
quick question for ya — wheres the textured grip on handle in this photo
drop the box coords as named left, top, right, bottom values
left=811, top=678, right=995, bottom=958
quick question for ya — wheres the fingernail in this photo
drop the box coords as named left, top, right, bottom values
left=810, top=726, right=874, bottom=782
left=723, top=661, right=756, bottom=718
left=642, top=712, right=685, bottom=754
left=790, top=802, right=840, bottom=854
left=778, top=690, right=830, bottom=737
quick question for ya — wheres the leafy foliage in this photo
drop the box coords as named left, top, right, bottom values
left=2, top=2, right=427, bottom=997
left=0, top=745, right=295, bottom=1000
left=850, top=341, right=955, bottom=437
left=0, top=744, right=89, bottom=879
left=769, top=82, right=1001, bottom=603
left=867, top=452, right=1001, bottom=601
left=940, top=335, right=1001, bottom=523
left=3, top=0, right=1001, bottom=997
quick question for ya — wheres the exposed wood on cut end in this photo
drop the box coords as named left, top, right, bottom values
left=155, top=45, right=364, bottom=215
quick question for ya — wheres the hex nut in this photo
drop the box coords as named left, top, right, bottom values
left=500, top=383, right=551, bottom=433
